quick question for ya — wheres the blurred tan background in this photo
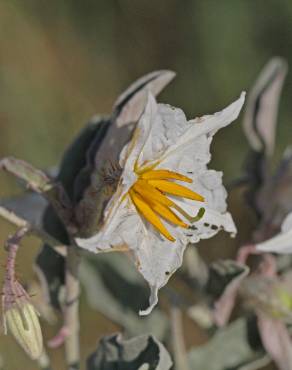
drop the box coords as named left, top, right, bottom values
left=0, top=1, right=292, bottom=369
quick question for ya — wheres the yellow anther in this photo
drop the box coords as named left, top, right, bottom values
left=133, top=179, right=175, bottom=208
left=141, top=169, right=192, bottom=183
left=128, top=166, right=204, bottom=242
left=147, top=179, right=205, bottom=202
left=129, top=189, right=175, bottom=242
left=147, top=200, right=188, bottom=229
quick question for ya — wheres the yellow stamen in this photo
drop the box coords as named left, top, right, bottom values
left=141, top=169, right=192, bottom=183
left=147, top=179, right=205, bottom=202
left=135, top=161, right=160, bottom=175
left=147, top=199, right=188, bottom=229
left=128, top=164, right=205, bottom=242
left=133, top=179, right=175, bottom=208
left=129, top=189, right=175, bottom=242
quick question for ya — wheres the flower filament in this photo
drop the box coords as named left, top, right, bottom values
left=129, top=168, right=204, bottom=241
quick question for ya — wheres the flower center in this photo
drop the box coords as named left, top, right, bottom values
left=128, top=168, right=205, bottom=242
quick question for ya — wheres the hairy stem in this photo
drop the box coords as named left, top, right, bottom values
left=5, top=227, right=29, bottom=281
left=64, top=245, right=81, bottom=370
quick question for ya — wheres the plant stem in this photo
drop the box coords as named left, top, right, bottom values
left=170, top=306, right=191, bottom=370
left=64, top=245, right=81, bottom=370
left=5, top=227, right=29, bottom=280
left=37, top=350, right=52, bottom=370
left=0, top=206, right=66, bottom=256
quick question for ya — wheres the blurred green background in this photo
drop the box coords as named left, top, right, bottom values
left=0, top=1, right=292, bottom=369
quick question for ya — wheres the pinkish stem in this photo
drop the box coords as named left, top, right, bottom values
left=236, top=243, right=258, bottom=264
left=2, top=227, right=30, bottom=314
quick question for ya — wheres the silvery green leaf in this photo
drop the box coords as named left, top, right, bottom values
left=207, top=259, right=249, bottom=301
left=240, top=58, right=287, bottom=219
left=236, top=355, right=270, bottom=370
left=34, top=121, right=107, bottom=309
left=86, top=334, right=172, bottom=370
left=254, top=149, right=292, bottom=241
left=79, top=254, right=167, bottom=339
left=0, top=192, right=48, bottom=230
left=34, top=245, right=65, bottom=310
left=243, top=57, right=287, bottom=156
left=188, top=318, right=264, bottom=370
left=57, top=119, right=107, bottom=202
left=211, top=260, right=250, bottom=326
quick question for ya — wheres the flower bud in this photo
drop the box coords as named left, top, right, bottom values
left=240, top=276, right=292, bottom=322
left=4, top=301, right=43, bottom=360
left=2, top=280, right=43, bottom=360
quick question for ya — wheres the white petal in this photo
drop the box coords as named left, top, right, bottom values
left=134, top=230, right=187, bottom=316
left=134, top=92, right=245, bottom=169
left=76, top=197, right=141, bottom=253
left=163, top=167, right=236, bottom=241
left=76, top=92, right=245, bottom=315
left=256, top=213, right=292, bottom=254
left=282, top=212, right=292, bottom=232
left=120, top=93, right=158, bottom=172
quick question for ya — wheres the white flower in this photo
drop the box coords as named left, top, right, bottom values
left=256, top=212, right=292, bottom=254
left=76, top=92, right=246, bottom=315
